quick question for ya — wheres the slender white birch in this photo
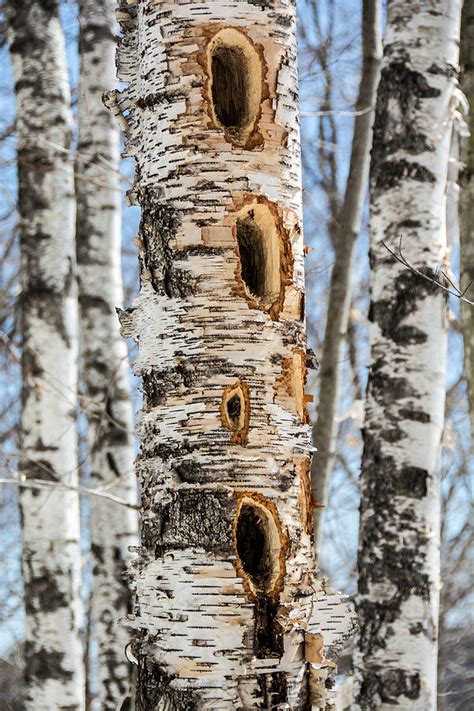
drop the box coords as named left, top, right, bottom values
left=311, top=0, right=382, bottom=556
left=112, top=0, right=356, bottom=707
left=76, top=0, right=138, bottom=706
left=354, top=1, right=462, bottom=709
left=6, top=1, right=84, bottom=707
left=460, top=1, right=474, bottom=438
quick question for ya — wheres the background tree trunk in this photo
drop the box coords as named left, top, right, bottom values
left=355, top=1, right=462, bottom=709
left=114, top=0, right=355, bottom=708
left=460, top=0, right=474, bottom=438
left=311, top=0, right=382, bottom=556
left=6, top=1, right=84, bottom=707
left=76, top=0, right=138, bottom=707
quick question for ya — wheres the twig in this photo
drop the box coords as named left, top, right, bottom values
left=382, top=237, right=474, bottom=305
left=0, top=477, right=140, bottom=510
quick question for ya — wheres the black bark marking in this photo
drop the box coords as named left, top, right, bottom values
left=148, top=490, right=234, bottom=555
left=399, top=408, right=431, bottom=423
left=369, top=269, right=439, bottom=346
left=136, top=654, right=200, bottom=711
left=211, top=45, right=248, bottom=129
left=373, top=158, right=435, bottom=190
left=25, top=573, right=68, bottom=615
left=371, top=59, right=441, bottom=188
left=79, top=22, right=115, bottom=54
left=142, top=363, right=196, bottom=407
left=357, top=664, right=421, bottom=709
left=358, top=433, right=431, bottom=594
left=24, top=459, right=59, bottom=482
left=139, top=192, right=196, bottom=298
left=253, top=596, right=283, bottom=659
left=357, top=426, right=432, bottom=707
left=396, top=466, right=428, bottom=498
left=24, top=644, right=73, bottom=684
left=136, top=90, right=185, bottom=110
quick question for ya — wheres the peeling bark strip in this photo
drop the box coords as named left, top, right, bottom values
left=6, top=0, right=84, bottom=707
left=76, top=1, right=138, bottom=707
left=113, top=1, right=355, bottom=708
left=355, top=2, right=462, bottom=710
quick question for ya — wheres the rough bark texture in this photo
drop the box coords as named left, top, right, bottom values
left=460, top=0, right=474, bottom=438
left=354, top=1, right=462, bottom=709
left=6, top=0, right=84, bottom=707
left=311, top=0, right=382, bottom=556
left=76, top=1, right=138, bottom=707
left=113, top=1, right=356, bottom=708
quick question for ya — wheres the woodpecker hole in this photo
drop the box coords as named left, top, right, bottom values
left=226, top=394, right=241, bottom=425
left=235, top=203, right=283, bottom=312
left=211, top=46, right=247, bottom=128
left=235, top=499, right=282, bottom=594
left=207, top=28, right=263, bottom=145
left=221, top=381, right=250, bottom=445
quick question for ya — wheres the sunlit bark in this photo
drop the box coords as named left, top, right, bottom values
left=112, top=0, right=356, bottom=708
left=355, top=1, right=462, bottom=708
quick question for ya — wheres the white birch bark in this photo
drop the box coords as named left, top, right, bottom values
left=112, top=0, right=356, bottom=708
left=354, top=1, right=462, bottom=709
left=76, top=1, right=138, bottom=707
left=6, top=1, right=84, bottom=707
left=460, top=1, right=474, bottom=438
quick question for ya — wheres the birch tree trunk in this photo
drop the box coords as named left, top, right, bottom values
left=460, top=0, right=474, bottom=438
left=311, top=0, right=382, bottom=556
left=6, top=1, right=84, bottom=707
left=354, top=1, right=462, bottom=709
left=112, top=0, right=356, bottom=708
left=76, top=1, right=138, bottom=706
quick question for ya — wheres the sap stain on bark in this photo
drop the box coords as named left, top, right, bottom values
left=369, top=269, right=440, bottom=345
